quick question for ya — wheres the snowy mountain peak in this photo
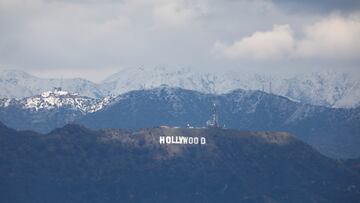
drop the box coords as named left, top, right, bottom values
left=1, top=68, right=360, bottom=108
left=0, top=89, right=115, bottom=114
left=0, top=69, right=33, bottom=79
left=100, top=67, right=360, bottom=108
left=40, top=88, right=75, bottom=98
left=0, top=69, right=104, bottom=99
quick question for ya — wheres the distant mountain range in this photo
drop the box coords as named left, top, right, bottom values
left=1, top=86, right=359, bottom=158
left=1, top=122, right=359, bottom=203
left=0, top=89, right=114, bottom=133
left=0, top=69, right=105, bottom=98
left=1, top=68, right=360, bottom=108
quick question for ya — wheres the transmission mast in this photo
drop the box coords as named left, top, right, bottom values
left=206, top=103, right=221, bottom=128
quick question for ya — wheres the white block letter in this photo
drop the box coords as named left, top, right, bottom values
left=159, top=136, right=165, bottom=144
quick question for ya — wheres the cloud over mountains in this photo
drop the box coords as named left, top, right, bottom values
left=213, top=14, right=360, bottom=60
left=0, top=0, right=359, bottom=81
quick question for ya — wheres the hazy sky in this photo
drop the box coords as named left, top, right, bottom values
left=1, top=0, right=360, bottom=82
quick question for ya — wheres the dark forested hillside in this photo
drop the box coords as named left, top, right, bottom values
left=0, top=123, right=359, bottom=203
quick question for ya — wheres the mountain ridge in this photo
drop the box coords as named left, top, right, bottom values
left=1, top=68, right=360, bottom=108
left=0, top=88, right=114, bottom=113
left=0, top=122, right=359, bottom=203
left=78, top=86, right=360, bottom=158
left=0, top=69, right=105, bottom=98
left=1, top=86, right=359, bottom=158
left=0, top=89, right=115, bottom=133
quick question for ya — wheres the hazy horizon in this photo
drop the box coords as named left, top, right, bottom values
left=2, top=65, right=360, bottom=84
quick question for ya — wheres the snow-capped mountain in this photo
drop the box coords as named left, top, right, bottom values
left=0, top=88, right=113, bottom=114
left=1, top=68, right=360, bottom=108
left=0, top=69, right=104, bottom=98
left=0, top=88, right=116, bottom=133
left=101, top=67, right=360, bottom=108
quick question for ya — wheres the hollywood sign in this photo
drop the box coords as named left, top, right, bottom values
left=159, top=136, right=206, bottom=145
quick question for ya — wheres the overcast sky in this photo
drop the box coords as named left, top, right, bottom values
left=1, top=0, right=360, bottom=82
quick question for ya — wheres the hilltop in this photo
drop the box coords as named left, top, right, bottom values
left=0, top=123, right=359, bottom=203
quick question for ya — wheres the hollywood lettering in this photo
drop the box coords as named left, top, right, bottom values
left=159, top=136, right=206, bottom=145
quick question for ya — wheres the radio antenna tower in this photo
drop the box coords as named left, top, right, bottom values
left=206, top=103, right=221, bottom=128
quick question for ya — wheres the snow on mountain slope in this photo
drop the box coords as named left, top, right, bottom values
left=101, top=67, right=282, bottom=97
left=1, top=68, right=360, bottom=108
left=271, top=72, right=360, bottom=108
left=0, top=88, right=114, bottom=114
left=102, top=67, right=360, bottom=108
left=101, top=67, right=220, bottom=94
left=0, top=69, right=104, bottom=98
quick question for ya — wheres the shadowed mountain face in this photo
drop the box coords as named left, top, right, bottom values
left=1, top=87, right=360, bottom=158
left=78, top=87, right=360, bottom=158
left=0, top=123, right=359, bottom=203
